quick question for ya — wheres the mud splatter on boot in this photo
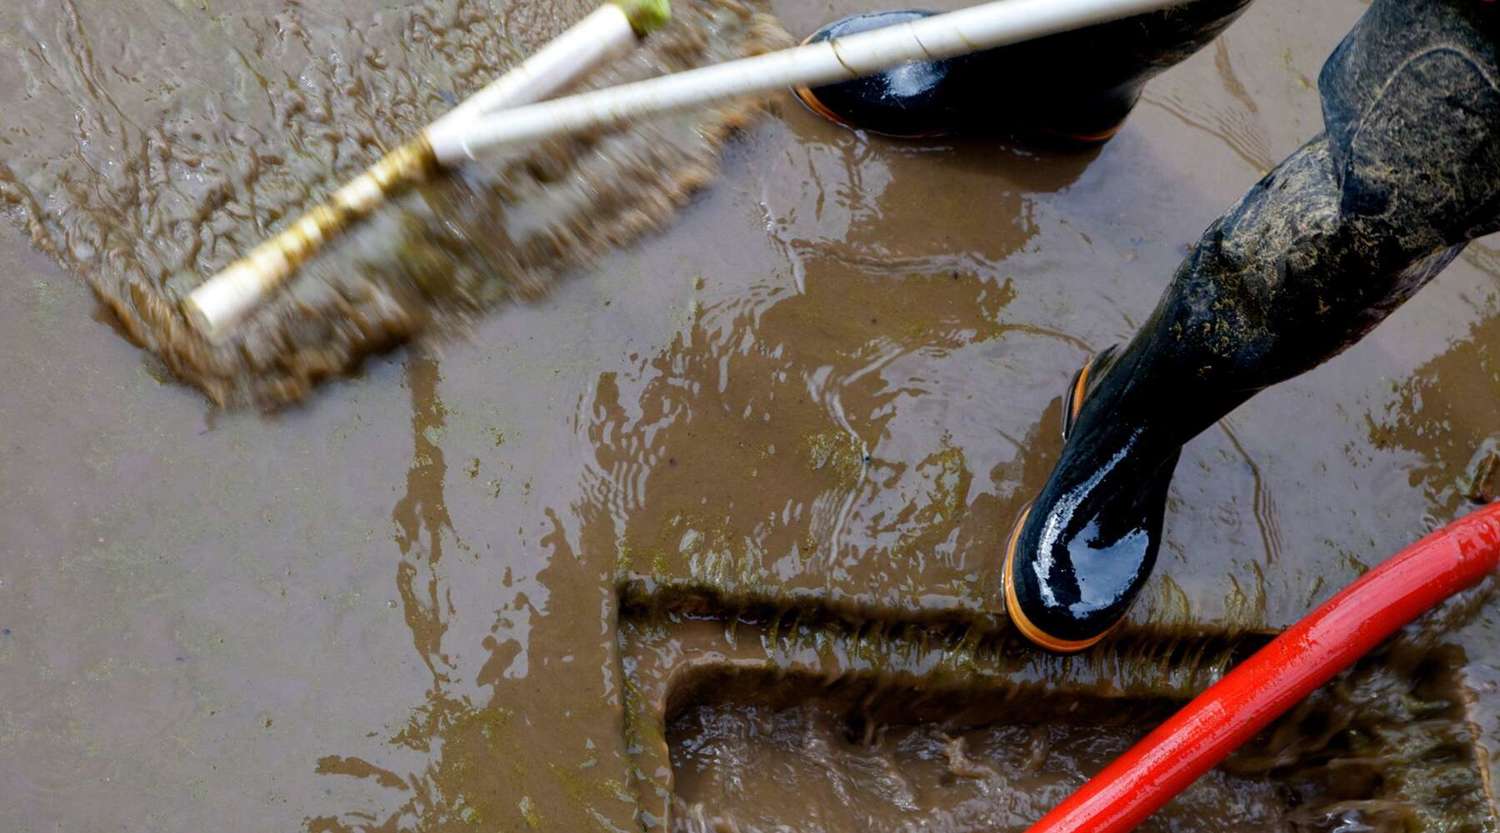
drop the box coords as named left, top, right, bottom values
left=1005, top=0, right=1500, bottom=652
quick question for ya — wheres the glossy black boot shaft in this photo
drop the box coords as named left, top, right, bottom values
left=1006, top=0, right=1500, bottom=652
left=796, top=0, right=1252, bottom=141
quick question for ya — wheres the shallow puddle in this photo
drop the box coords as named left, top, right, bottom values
left=669, top=689, right=1290, bottom=832
left=622, top=601, right=1489, bottom=833
left=0, top=0, right=789, bottom=407
left=2, top=0, right=1499, bottom=831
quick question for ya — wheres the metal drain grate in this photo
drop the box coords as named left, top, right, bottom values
left=617, top=593, right=1492, bottom=833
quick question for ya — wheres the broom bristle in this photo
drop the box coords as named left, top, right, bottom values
left=3, top=0, right=792, bottom=409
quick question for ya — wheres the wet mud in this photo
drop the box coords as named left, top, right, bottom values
left=1369, top=247, right=1500, bottom=517
left=621, top=590, right=1493, bottom=833
left=4, top=0, right=1500, bottom=832
left=1, top=0, right=789, bottom=407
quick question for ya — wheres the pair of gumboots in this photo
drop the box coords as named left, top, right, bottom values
left=794, top=0, right=1500, bottom=652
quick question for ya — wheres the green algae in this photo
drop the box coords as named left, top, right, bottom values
left=1458, top=436, right=1500, bottom=504
left=890, top=438, right=974, bottom=563
left=29, top=279, right=64, bottom=327
left=803, top=431, right=865, bottom=486
left=517, top=795, right=542, bottom=829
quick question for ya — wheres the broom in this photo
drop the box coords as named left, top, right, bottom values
left=185, top=0, right=1191, bottom=342
left=184, top=0, right=672, bottom=339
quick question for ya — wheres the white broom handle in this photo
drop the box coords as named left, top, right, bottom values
left=427, top=3, right=640, bottom=159
left=457, top=0, right=1191, bottom=159
left=186, top=2, right=649, bottom=339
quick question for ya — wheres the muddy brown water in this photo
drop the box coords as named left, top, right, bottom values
left=1, top=0, right=790, bottom=408
left=3, top=0, right=1500, bottom=832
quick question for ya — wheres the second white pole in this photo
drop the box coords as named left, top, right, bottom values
left=454, top=0, right=1192, bottom=161
left=187, top=2, right=647, bottom=339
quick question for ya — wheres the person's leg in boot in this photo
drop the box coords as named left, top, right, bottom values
left=1005, top=0, right=1500, bottom=652
left=794, top=0, right=1252, bottom=142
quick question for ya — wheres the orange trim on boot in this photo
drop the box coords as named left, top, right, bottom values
left=1064, top=347, right=1109, bottom=439
left=791, top=27, right=859, bottom=132
left=793, top=84, right=857, bottom=130
left=1032, top=120, right=1128, bottom=148
left=1002, top=505, right=1119, bottom=654
left=792, top=82, right=952, bottom=139
left=1070, top=357, right=1093, bottom=425
left=1063, top=122, right=1126, bottom=144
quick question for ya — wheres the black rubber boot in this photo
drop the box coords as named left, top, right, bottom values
left=793, top=12, right=961, bottom=138
left=1006, top=0, right=1500, bottom=652
left=793, top=1, right=1252, bottom=142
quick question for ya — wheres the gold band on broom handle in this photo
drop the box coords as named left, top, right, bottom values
left=189, top=0, right=1192, bottom=341
left=183, top=0, right=671, bottom=341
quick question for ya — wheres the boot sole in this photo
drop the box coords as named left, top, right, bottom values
left=792, top=83, right=857, bottom=131
left=791, top=82, right=951, bottom=139
left=791, top=25, right=878, bottom=135
left=793, top=81, right=1125, bottom=145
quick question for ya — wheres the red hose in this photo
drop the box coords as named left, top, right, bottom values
left=1025, top=502, right=1500, bottom=833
